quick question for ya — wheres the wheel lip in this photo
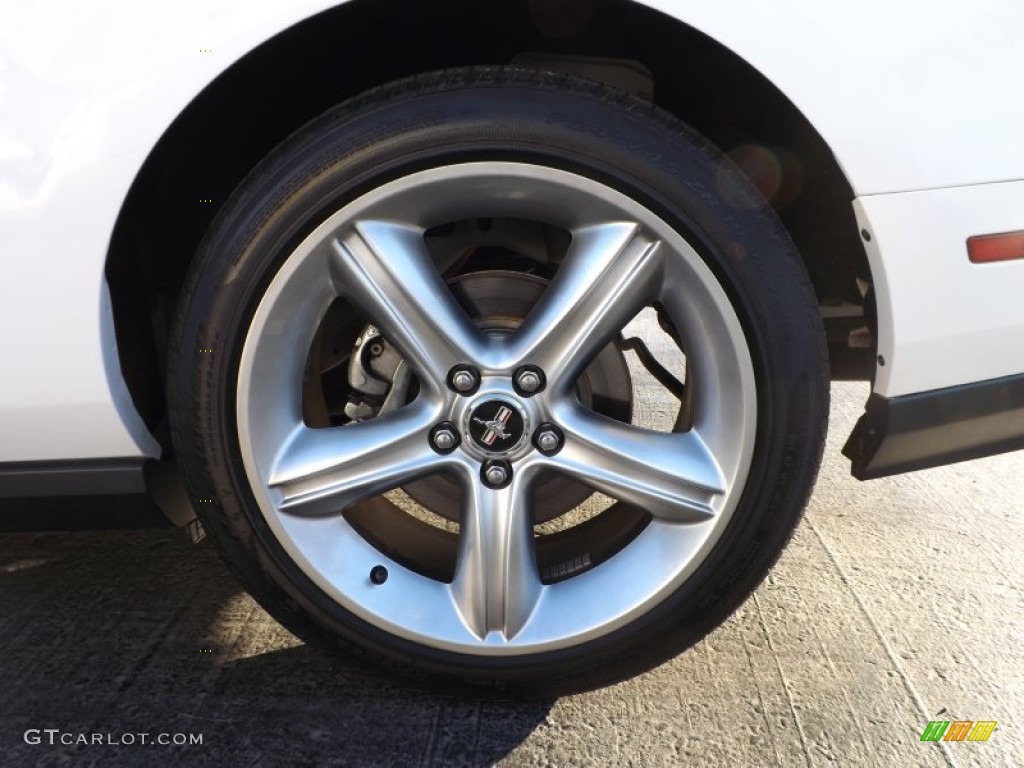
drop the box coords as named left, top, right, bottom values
left=235, top=161, right=757, bottom=656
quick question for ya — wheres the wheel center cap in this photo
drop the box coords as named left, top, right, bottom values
left=466, top=397, right=528, bottom=455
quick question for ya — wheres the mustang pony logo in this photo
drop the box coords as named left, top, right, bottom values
left=472, top=406, right=513, bottom=446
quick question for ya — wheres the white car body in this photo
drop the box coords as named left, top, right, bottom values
left=2, top=0, right=1023, bottom=467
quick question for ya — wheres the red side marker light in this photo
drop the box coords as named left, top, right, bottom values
left=967, top=231, right=1024, bottom=264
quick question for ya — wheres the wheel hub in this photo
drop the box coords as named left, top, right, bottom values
left=401, top=270, right=632, bottom=523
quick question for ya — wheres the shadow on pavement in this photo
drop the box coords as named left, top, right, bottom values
left=0, top=529, right=552, bottom=767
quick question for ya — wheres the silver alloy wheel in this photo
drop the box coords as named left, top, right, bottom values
left=236, top=162, right=756, bottom=655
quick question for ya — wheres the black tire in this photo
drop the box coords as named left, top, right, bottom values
left=167, top=67, right=828, bottom=696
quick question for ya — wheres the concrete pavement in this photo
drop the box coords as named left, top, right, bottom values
left=0, top=381, right=1020, bottom=767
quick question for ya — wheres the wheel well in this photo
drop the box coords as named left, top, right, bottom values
left=106, top=0, right=872, bottom=439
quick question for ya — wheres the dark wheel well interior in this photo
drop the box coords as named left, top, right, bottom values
left=106, top=0, right=872, bottom=444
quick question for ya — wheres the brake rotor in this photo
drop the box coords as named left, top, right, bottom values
left=401, top=270, right=633, bottom=524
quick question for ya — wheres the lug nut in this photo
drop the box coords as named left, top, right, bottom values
left=452, top=371, right=475, bottom=391
left=537, top=430, right=559, bottom=452
left=533, top=423, right=564, bottom=456
left=513, top=365, right=546, bottom=396
left=481, top=460, right=513, bottom=489
left=433, top=428, right=456, bottom=451
left=517, top=371, right=540, bottom=392
left=429, top=422, right=460, bottom=454
left=448, top=365, right=480, bottom=395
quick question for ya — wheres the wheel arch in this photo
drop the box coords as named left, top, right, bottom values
left=105, top=0, right=873, bottom=444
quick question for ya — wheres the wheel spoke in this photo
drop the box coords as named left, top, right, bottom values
left=551, top=403, right=727, bottom=523
left=269, top=402, right=442, bottom=516
left=330, top=220, right=487, bottom=387
left=450, top=464, right=542, bottom=641
left=507, top=222, right=663, bottom=387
